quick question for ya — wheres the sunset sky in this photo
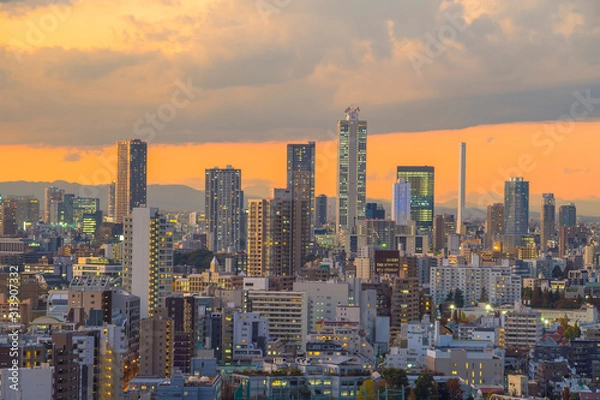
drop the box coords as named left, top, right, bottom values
left=1, top=0, right=600, bottom=207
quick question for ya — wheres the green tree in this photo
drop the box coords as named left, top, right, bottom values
left=564, top=324, right=582, bottom=341
left=357, top=379, right=378, bottom=400
left=414, top=372, right=438, bottom=400
left=445, top=289, right=455, bottom=303
left=380, top=368, right=409, bottom=389
left=454, top=288, right=465, bottom=308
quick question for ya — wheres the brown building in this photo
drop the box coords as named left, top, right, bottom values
left=139, top=315, right=174, bottom=378
left=486, top=203, right=504, bottom=249
left=52, top=331, right=80, bottom=400
left=373, top=250, right=418, bottom=278
left=559, top=226, right=585, bottom=257
left=390, top=276, right=420, bottom=337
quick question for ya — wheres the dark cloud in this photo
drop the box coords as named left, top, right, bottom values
left=63, top=151, right=81, bottom=162
left=1, top=0, right=600, bottom=146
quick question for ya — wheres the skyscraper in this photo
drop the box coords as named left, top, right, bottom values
left=287, top=142, right=315, bottom=228
left=115, top=139, right=147, bottom=224
left=204, top=166, right=244, bottom=253
left=540, top=193, right=555, bottom=252
left=391, top=178, right=411, bottom=225
left=315, top=194, right=328, bottom=227
left=44, top=186, right=65, bottom=223
left=396, top=166, right=435, bottom=231
left=336, top=106, right=367, bottom=233
left=559, top=203, right=577, bottom=227
left=504, top=177, right=529, bottom=247
left=486, top=203, right=504, bottom=249
left=247, top=189, right=293, bottom=277
left=123, top=207, right=173, bottom=318
left=108, top=181, right=116, bottom=222
left=457, top=142, right=466, bottom=235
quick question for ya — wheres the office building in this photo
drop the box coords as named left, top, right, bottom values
left=336, top=106, right=367, bottom=233
left=559, top=203, right=577, bottom=227
left=293, top=281, right=351, bottom=331
left=426, top=347, right=504, bottom=386
left=165, top=296, right=203, bottom=374
left=44, top=186, right=65, bottom=223
left=115, top=139, right=147, bottom=224
left=504, top=177, right=529, bottom=247
left=391, top=178, right=411, bottom=225
left=457, top=142, right=466, bottom=234
left=0, top=198, right=17, bottom=236
left=315, top=194, right=328, bottom=227
left=540, top=194, right=555, bottom=252
left=486, top=203, right=504, bottom=249
left=247, top=188, right=308, bottom=277
left=0, top=366, right=54, bottom=400
left=503, top=305, right=543, bottom=350
left=5, top=195, right=39, bottom=231
left=390, top=276, right=420, bottom=337
left=365, top=203, right=385, bottom=220
left=396, top=166, right=435, bottom=231
left=139, top=315, right=174, bottom=378
left=287, top=142, right=315, bottom=228
left=123, top=207, right=173, bottom=318
left=204, top=166, right=244, bottom=253
left=247, top=290, right=308, bottom=352
left=108, top=181, right=116, bottom=222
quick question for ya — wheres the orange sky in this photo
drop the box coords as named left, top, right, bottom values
left=6, top=120, right=600, bottom=205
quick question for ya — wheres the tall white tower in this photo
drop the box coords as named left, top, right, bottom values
left=457, top=142, right=466, bottom=235
left=336, top=106, right=367, bottom=234
left=392, top=178, right=411, bottom=225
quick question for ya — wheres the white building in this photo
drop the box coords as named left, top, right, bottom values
left=293, top=281, right=351, bottom=331
left=431, top=265, right=522, bottom=307
left=384, top=320, right=433, bottom=370
left=123, top=207, right=173, bottom=318
left=248, top=291, right=308, bottom=352
left=72, top=257, right=122, bottom=281
left=502, top=304, right=543, bottom=350
left=233, top=312, right=270, bottom=359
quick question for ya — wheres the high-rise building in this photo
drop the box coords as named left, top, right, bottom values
left=486, top=203, right=504, bottom=249
left=365, top=203, right=385, bottom=220
left=108, top=181, right=116, bottom=222
left=392, top=178, right=411, bottom=225
left=0, top=198, right=17, bottom=236
left=204, top=166, right=244, bottom=253
left=139, top=315, right=174, bottom=378
left=540, top=194, right=555, bottom=252
left=287, top=142, right=315, bottom=227
left=315, top=194, right=328, bottom=227
left=165, top=296, right=202, bottom=374
left=396, top=166, right=435, bottom=231
left=559, top=203, right=577, bottom=227
left=504, top=177, right=529, bottom=247
left=115, top=139, right=147, bottom=224
left=4, top=195, right=39, bottom=232
left=247, top=189, right=301, bottom=276
left=44, top=186, right=65, bottom=224
left=390, top=275, right=420, bottom=337
left=336, top=107, right=367, bottom=233
left=123, top=207, right=173, bottom=318
left=457, top=142, right=466, bottom=235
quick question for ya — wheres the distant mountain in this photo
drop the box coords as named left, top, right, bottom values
left=1, top=181, right=599, bottom=218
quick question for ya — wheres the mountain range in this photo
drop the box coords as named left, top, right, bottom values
left=1, top=181, right=599, bottom=220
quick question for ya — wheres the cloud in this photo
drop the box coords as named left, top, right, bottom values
left=0, top=0, right=600, bottom=146
left=564, top=167, right=590, bottom=174
left=62, top=151, right=80, bottom=162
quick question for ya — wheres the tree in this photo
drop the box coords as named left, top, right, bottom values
left=552, top=264, right=563, bottom=279
left=357, top=379, right=377, bottom=400
left=439, top=378, right=464, bottom=400
left=454, top=288, right=465, bottom=308
left=445, top=290, right=455, bottom=303
left=564, top=323, right=582, bottom=341
left=381, top=368, right=409, bottom=389
left=414, top=372, right=438, bottom=400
